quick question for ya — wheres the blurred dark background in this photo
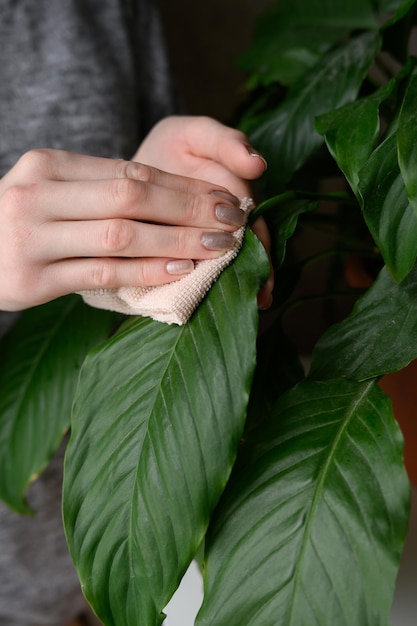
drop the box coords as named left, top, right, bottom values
left=155, top=0, right=273, bottom=121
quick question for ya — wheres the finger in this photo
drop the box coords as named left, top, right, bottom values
left=40, top=220, right=239, bottom=261
left=12, top=148, right=243, bottom=201
left=12, top=149, right=156, bottom=183
left=33, top=179, right=246, bottom=230
left=257, top=275, right=274, bottom=310
left=187, top=159, right=254, bottom=200
left=183, top=117, right=268, bottom=180
left=251, top=216, right=270, bottom=254
left=41, top=256, right=197, bottom=300
left=251, top=216, right=274, bottom=310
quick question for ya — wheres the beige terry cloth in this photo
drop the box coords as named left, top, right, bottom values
left=79, top=197, right=253, bottom=325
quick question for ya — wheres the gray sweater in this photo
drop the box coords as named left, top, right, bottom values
left=0, top=1, right=176, bottom=623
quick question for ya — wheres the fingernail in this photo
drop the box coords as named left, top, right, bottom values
left=166, top=259, right=195, bottom=275
left=215, top=204, right=247, bottom=227
left=201, top=232, right=236, bottom=251
left=210, top=190, right=240, bottom=206
left=245, top=144, right=268, bottom=171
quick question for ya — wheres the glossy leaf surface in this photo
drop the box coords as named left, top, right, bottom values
left=239, top=0, right=381, bottom=86
left=310, top=265, right=417, bottom=380
left=358, top=132, right=417, bottom=282
left=398, top=68, right=417, bottom=215
left=244, top=32, right=381, bottom=192
left=0, top=296, right=119, bottom=513
left=254, top=193, right=318, bottom=267
left=316, top=80, right=396, bottom=193
left=63, top=232, right=269, bottom=626
left=196, top=378, right=409, bottom=626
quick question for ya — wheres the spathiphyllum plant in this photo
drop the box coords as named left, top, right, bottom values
left=2, top=0, right=417, bottom=624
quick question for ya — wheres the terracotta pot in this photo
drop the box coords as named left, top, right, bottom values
left=379, top=364, right=417, bottom=485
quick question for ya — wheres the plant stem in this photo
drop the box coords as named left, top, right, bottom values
left=250, top=190, right=356, bottom=221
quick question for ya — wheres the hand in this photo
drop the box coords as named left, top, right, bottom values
left=133, top=115, right=267, bottom=198
left=0, top=149, right=248, bottom=311
left=134, top=116, right=274, bottom=309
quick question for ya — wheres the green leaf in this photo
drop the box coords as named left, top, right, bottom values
left=381, top=0, right=417, bottom=28
left=315, top=80, right=397, bottom=193
left=196, top=378, right=409, bottom=626
left=0, top=296, right=119, bottom=513
left=239, top=0, right=381, bottom=87
left=245, top=32, right=381, bottom=193
left=357, top=132, right=417, bottom=281
left=62, top=231, right=269, bottom=626
left=254, top=193, right=318, bottom=267
left=310, top=265, right=417, bottom=380
left=398, top=67, right=417, bottom=215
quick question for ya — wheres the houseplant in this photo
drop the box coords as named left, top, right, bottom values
left=1, top=0, right=417, bottom=623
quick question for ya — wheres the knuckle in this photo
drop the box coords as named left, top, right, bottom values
left=1, top=185, right=24, bottom=219
left=135, top=261, right=154, bottom=286
left=1, top=183, right=38, bottom=221
left=17, top=148, right=54, bottom=176
left=130, top=162, right=153, bottom=183
left=115, top=160, right=153, bottom=183
left=101, top=219, right=133, bottom=253
left=184, top=193, right=202, bottom=223
left=89, top=261, right=117, bottom=289
left=111, top=177, right=134, bottom=204
left=170, top=227, right=188, bottom=255
left=110, top=177, right=145, bottom=211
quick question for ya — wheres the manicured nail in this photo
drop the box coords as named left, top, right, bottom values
left=245, top=144, right=268, bottom=170
left=210, top=190, right=240, bottom=206
left=166, top=260, right=195, bottom=275
left=215, top=204, right=247, bottom=227
left=201, top=232, right=236, bottom=251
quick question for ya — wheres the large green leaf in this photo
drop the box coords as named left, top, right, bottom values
left=357, top=132, right=417, bottom=282
left=310, top=265, right=417, bottom=380
left=398, top=67, right=417, bottom=215
left=239, top=0, right=381, bottom=87
left=196, top=378, right=409, bottom=626
left=316, top=59, right=415, bottom=194
left=244, top=32, right=381, bottom=192
left=62, top=231, right=269, bottom=626
left=0, top=296, right=119, bottom=513
left=315, top=80, right=397, bottom=194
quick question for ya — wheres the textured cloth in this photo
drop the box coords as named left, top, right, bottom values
left=0, top=1, right=176, bottom=624
left=80, top=197, right=253, bottom=324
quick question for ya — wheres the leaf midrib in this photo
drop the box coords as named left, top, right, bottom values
left=127, top=323, right=185, bottom=612
left=286, top=380, right=374, bottom=625
left=270, top=31, right=377, bottom=134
